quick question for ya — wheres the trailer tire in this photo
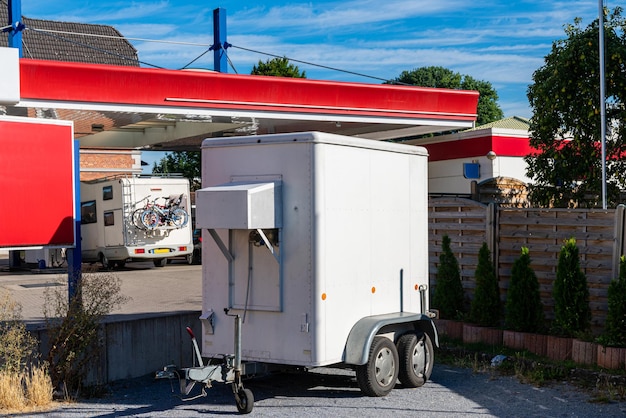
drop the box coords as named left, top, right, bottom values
left=100, top=254, right=114, bottom=270
left=397, top=332, right=433, bottom=388
left=235, top=388, right=254, bottom=414
left=356, top=336, right=399, bottom=397
left=153, top=258, right=167, bottom=268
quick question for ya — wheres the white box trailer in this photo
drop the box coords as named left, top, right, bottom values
left=80, top=176, right=193, bottom=268
left=161, top=132, right=437, bottom=413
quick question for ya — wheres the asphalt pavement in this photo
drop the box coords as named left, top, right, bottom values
left=1, top=254, right=625, bottom=417
left=0, top=254, right=202, bottom=327
left=7, top=363, right=626, bottom=417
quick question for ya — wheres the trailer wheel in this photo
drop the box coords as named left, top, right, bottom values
left=100, top=254, right=115, bottom=270
left=153, top=258, right=167, bottom=267
left=397, top=332, right=434, bottom=388
left=356, top=336, right=399, bottom=397
left=235, top=388, right=254, bottom=414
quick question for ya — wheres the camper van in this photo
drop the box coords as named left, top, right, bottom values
left=80, top=176, right=193, bottom=268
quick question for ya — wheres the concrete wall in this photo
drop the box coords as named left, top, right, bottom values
left=33, top=311, right=202, bottom=385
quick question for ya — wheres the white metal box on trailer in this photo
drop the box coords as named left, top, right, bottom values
left=197, top=132, right=435, bottom=371
left=80, top=176, right=193, bottom=268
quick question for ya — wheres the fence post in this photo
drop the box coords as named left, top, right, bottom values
left=612, top=204, right=626, bottom=278
left=486, top=203, right=498, bottom=266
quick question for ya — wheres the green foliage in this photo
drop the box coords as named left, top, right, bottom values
left=152, top=151, right=201, bottom=191
left=600, top=256, right=626, bottom=347
left=469, top=243, right=501, bottom=326
left=525, top=7, right=626, bottom=208
left=505, top=247, right=545, bottom=332
left=552, top=238, right=591, bottom=337
left=251, top=57, right=306, bottom=78
left=44, top=270, right=129, bottom=396
left=387, top=66, right=503, bottom=126
left=433, top=235, right=465, bottom=319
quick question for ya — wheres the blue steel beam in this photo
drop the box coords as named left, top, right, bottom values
left=212, top=8, right=227, bottom=73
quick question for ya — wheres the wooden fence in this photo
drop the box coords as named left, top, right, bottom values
left=428, top=197, right=626, bottom=331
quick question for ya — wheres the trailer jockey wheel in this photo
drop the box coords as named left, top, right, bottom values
left=396, top=332, right=434, bottom=388
left=234, top=387, right=254, bottom=414
left=356, top=336, right=399, bottom=397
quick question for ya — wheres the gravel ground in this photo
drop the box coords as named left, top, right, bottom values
left=6, top=364, right=626, bottom=417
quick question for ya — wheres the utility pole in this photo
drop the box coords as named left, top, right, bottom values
left=599, top=0, right=607, bottom=209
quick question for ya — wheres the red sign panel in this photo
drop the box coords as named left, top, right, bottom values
left=0, top=116, right=75, bottom=248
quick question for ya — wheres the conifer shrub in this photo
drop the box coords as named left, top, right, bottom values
left=469, top=243, right=501, bottom=327
left=552, top=238, right=591, bottom=337
left=599, top=256, right=626, bottom=347
left=432, top=235, right=465, bottom=319
left=505, top=247, right=545, bottom=332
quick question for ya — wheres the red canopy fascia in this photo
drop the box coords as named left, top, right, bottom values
left=18, top=59, right=478, bottom=123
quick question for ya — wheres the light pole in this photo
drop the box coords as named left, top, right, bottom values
left=599, top=0, right=607, bottom=209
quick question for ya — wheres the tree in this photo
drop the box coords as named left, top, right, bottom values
left=600, top=256, right=626, bottom=347
left=387, top=66, right=503, bottom=126
left=251, top=56, right=306, bottom=78
left=469, top=243, right=501, bottom=327
left=152, top=151, right=201, bottom=191
left=505, top=247, right=545, bottom=333
left=432, top=235, right=465, bottom=319
left=525, top=7, right=626, bottom=208
left=552, top=238, right=591, bottom=337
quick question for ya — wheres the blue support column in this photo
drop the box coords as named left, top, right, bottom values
left=8, top=0, right=23, bottom=57
left=213, top=8, right=227, bottom=73
left=67, top=140, right=82, bottom=303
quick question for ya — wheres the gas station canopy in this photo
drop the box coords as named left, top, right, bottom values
left=16, top=59, right=479, bottom=150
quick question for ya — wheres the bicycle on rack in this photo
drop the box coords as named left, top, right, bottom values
left=136, top=194, right=189, bottom=231
left=131, top=195, right=152, bottom=230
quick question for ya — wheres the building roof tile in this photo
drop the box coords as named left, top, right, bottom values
left=1, top=6, right=138, bottom=66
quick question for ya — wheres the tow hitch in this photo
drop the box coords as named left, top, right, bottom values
left=156, top=315, right=254, bottom=414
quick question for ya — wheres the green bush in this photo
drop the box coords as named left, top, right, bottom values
left=599, top=256, right=626, bottom=347
left=505, top=247, right=545, bottom=333
left=469, top=243, right=501, bottom=327
left=432, top=235, right=465, bottom=319
left=552, top=238, right=591, bottom=337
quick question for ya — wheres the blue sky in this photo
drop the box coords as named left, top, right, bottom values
left=20, top=0, right=607, bottom=117
left=17, top=0, right=606, bottom=168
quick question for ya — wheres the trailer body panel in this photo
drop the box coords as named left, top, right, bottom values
left=198, top=132, right=429, bottom=367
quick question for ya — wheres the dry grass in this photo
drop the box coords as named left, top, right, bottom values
left=0, top=291, right=54, bottom=413
left=25, top=365, right=54, bottom=406
left=0, top=366, right=54, bottom=412
left=0, top=371, right=27, bottom=410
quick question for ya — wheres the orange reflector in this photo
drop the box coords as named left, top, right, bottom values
left=371, top=287, right=376, bottom=294
left=321, top=293, right=327, bottom=301
left=415, top=284, right=419, bottom=290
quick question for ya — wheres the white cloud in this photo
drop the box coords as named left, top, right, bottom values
left=19, top=0, right=604, bottom=118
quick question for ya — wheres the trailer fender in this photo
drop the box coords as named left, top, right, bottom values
left=344, top=312, right=438, bottom=366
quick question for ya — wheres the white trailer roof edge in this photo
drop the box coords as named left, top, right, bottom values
left=201, top=131, right=428, bottom=157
